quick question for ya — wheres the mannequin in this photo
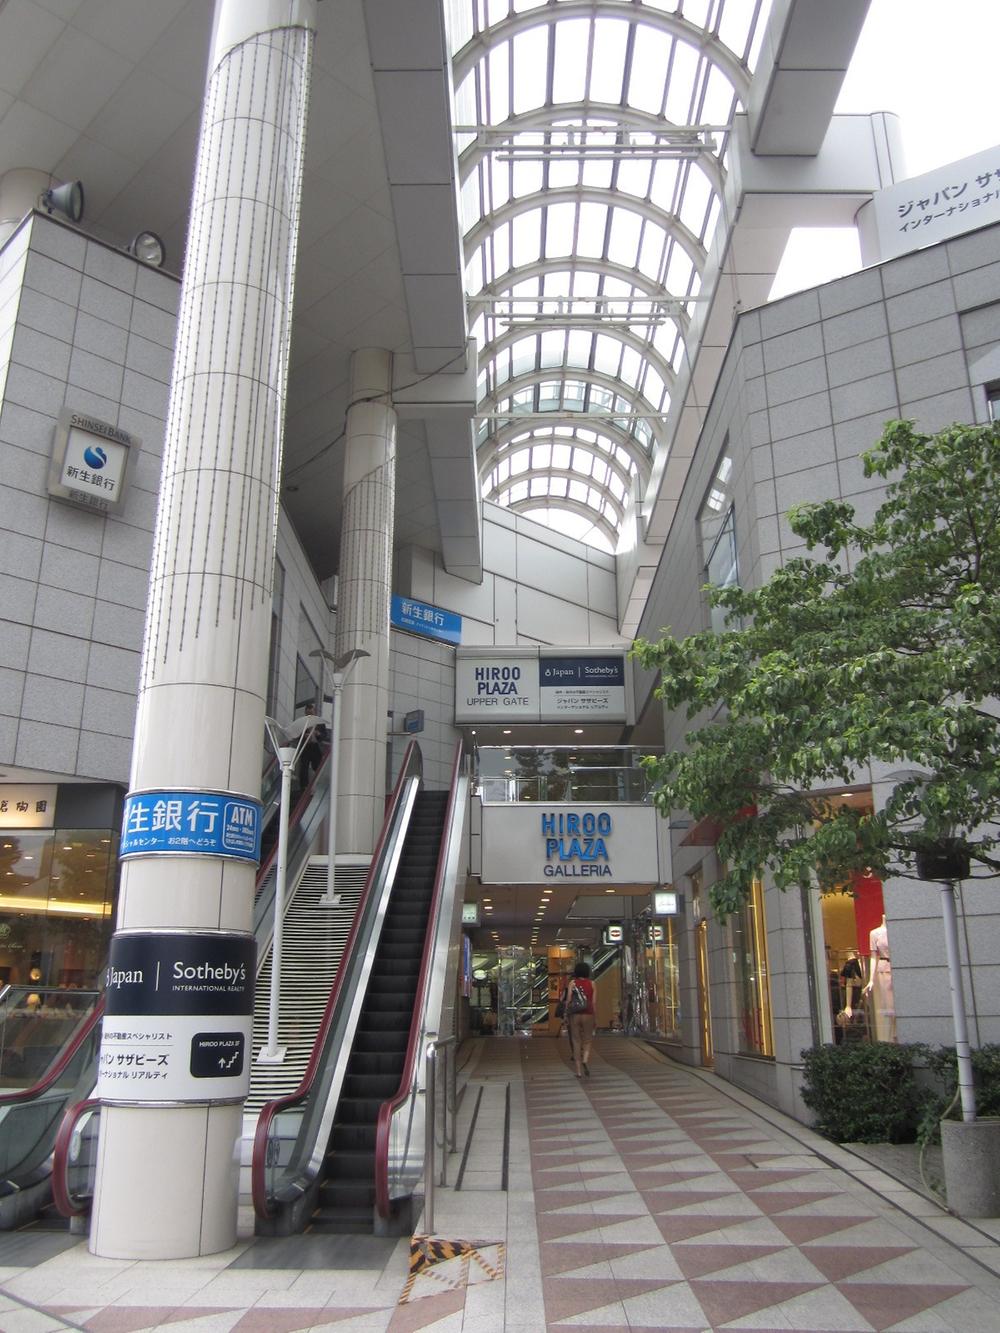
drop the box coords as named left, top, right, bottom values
left=839, top=950, right=864, bottom=1017
left=864, top=915, right=896, bottom=1042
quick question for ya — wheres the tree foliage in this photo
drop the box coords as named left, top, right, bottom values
left=633, top=420, right=1000, bottom=917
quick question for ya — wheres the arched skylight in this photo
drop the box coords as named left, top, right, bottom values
left=451, top=0, right=771, bottom=550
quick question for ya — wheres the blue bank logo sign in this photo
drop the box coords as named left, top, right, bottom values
left=391, top=595, right=461, bottom=645
left=120, top=790, right=261, bottom=863
left=48, top=407, right=138, bottom=516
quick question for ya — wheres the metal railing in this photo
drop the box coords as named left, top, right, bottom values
left=422, top=1035, right=457, bottom=1236
left=473, top=745, right=658, bottom=805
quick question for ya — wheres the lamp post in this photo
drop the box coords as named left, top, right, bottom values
left=258, top=714, right=318, bottom=1064
left=310, top=647, right=370, bottom=907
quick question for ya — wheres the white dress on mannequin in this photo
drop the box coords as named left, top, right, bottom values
left=868, top=921, right=896, bottom=1043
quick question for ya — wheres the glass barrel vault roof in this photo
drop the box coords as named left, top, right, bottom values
left=449, top=0, right=771, bottom=551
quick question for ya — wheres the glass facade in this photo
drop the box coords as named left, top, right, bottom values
left=0, top=827, right=117, bottom=991
left=732, top=877, right=774, bottom=1057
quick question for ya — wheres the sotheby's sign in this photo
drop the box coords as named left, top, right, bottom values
left=480, top=804, right=660, bottom=884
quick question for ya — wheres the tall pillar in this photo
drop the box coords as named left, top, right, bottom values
left=89, top=0, right=317, bottom=1260
left=335, top=348, right=397, bottom=854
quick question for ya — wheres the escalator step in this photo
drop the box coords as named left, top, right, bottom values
left=325, top=1149, right=375, bottom=1180
left=347, top=1049, right=407, bottom=1077
left=343, top=1073, right=399, bottom=1098
left=318, top=1180, right=375, bottom=1211
left=330, top=1124, right=376, bottom=1151
left=336, top=1097, right=387, bottom=1123
left=309, top=1207, right=373, bottom=1234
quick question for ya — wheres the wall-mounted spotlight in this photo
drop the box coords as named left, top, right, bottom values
left=127, top=229, right=166, bottom=268
left=41, top=179, right=84, bottom=223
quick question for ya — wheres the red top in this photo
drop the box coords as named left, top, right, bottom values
left=568, top=977, right=595, bottom=1015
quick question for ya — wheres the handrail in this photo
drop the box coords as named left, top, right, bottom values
left=422, top=1035, right=457, bottom=1236
left=51, top=1097, right=100, bottom=1217
left=374, top=739, right=464, bottom=1217
left=252, top=740, right=422, bottom=1220
left=0, top=996, right=104, bottom=1108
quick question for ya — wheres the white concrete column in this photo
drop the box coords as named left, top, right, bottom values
left=0, top=168, right=50, bottom=246
left=335, top=348, right=396, bottom=854
left=89, top=0, right=317, bottom=1260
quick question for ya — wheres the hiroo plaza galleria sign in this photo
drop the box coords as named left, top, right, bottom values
left=455, top=647, right=632, bottom=724
left=480, top=804, right=661, bottom=884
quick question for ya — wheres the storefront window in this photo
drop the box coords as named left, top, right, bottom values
left=732, top=877, right=773, bottom=1057
left=646, top=919, right=681, bottom=1039
left=0, top=828, right=116, bottom=990
left=816, top=791, right=897, bottom=1044
left=821, top=869, right=895, bottom=1044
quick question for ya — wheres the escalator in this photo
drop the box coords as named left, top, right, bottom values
left=315, top=789, right=448, bottom=1231
left=4, top=747, right=333, bottom=1227
left=252, top=741, right=467, bottom=1236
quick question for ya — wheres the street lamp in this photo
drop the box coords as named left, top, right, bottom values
left=310, top=646, right=370, bottom=907
left=258, top=713, right=319, bottom=1064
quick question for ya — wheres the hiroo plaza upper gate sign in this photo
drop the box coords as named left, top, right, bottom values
left=455, top=647, right=632, bottom=725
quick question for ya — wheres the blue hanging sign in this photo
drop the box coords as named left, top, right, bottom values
left=391, top=594, right=461, bottom=645
left=120, top=790, right=262, bottom=863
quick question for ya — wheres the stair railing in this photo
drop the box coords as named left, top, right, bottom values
left=374, top=741, right=467, bottom=1219
left=252, top=742, right=423, bottom=1227
left=421, top=1034, right=457, bottom=1235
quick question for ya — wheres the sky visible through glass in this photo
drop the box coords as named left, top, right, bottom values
left=450, top=0, right=1000, bottom=553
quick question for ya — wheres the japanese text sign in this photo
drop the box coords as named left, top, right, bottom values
left=120, top=790, right=261, bottom=863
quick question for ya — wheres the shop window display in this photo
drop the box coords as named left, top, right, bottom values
left=732, top=877, right=774, bottom=1057
left=0, top=828, right=116, bottom=991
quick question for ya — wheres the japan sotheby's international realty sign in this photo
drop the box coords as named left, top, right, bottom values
left=455, top=648, right=631, bottom=724
left=97, top=932, right=254, bottom=1104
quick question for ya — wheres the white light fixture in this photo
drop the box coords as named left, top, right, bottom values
left=41, top=179, right=84, bottom=223
left=128, top=230, right=166, bottom=268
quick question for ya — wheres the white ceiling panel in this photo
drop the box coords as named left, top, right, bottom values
left=393, top=185, right=464, bottom=273
left=24, top=26, right=131, bottom=127
left=0, top=1, right=65, bottom=99
left=71, top=0, right=190, bottom=63
left=374, top=71, right=455, bottom=183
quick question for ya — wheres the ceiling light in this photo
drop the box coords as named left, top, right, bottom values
left=503, top=729, right=511, bottom=735
left=127, top=229, right=166, bottom=268
left=41, top=179, right=84, bottom=223
left=574, top=729, right=583, bottom=735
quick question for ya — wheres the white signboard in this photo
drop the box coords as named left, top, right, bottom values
left=480, top=804, right=660, bottom=884
left=47, top=408, right=139, bottom=515
left=456, top=653, right=540, bottom=721
left=455, top=648, right=631, bottom=725
left=0, top=785, right=57, bottom=828
left=867, top=144, right=1000, bottom=262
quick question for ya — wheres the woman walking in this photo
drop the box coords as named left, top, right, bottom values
left=566, top=961, right=596, bottom=1077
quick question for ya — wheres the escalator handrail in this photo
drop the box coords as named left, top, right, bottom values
left=374, top=739, right=464, bottom=1218
left=52, top=1097, right=100, bottom=1217
left=251, top=740, right=422, bottom=1221
left=0, top=995, right=104, bottom=1108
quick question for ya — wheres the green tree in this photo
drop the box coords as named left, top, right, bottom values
left=633, top=420, right=1000, bottom=918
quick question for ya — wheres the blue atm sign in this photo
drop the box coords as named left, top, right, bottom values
left=120, top=790, right=262, bottom=863
left=391, top=595, right=461, bottom=645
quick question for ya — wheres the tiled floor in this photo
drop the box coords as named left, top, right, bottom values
left=3, top=1037, right=1000, bottom=1330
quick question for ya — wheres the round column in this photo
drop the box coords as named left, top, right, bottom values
left=89, top=0, right=317, bottom=1260
left=335, top=348, right=396, bottom=854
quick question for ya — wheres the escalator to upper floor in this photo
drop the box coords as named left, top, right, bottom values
left=252, top=742, right=467, bottom=1237
left=0, top=746, right=335, bottom=1228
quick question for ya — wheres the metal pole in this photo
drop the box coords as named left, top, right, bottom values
left=940, top=880, right=977, bottom=1121
left=258, top=745, right=296, bottom=1063
left=319, top=674, right=344, bottom=907
left=313, top=648, right=369, bottom=908
left=424, top=1043, right=436, bottom=1234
